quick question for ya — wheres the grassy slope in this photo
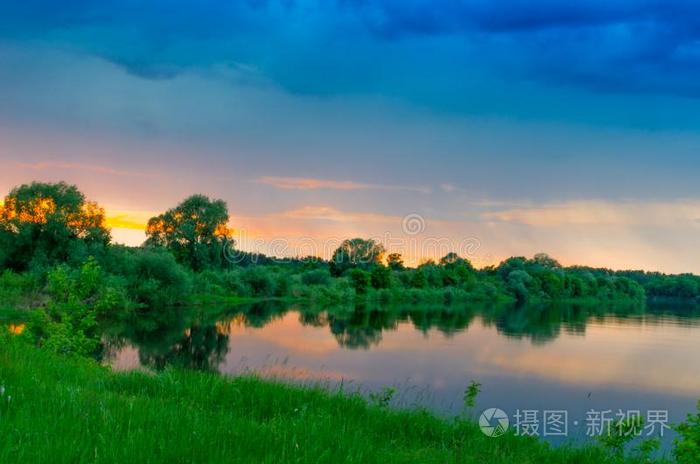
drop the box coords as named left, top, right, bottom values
left=0, top=338, right=658, bottom=464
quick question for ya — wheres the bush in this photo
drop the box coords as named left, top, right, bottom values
left=25, top=258, right=128, bottom=358
left=0, top=269, right=42, bottom=309
left=301, top=269, right=331, bottom=286
left=128, top=249, right=193, bottom=308
left=219, top=270, right=252, bottom=297
left=675, top=401, right=700, bottom=464
left=241, top=266, right=275, bottom=297
left=192, top=270, right=226, bottom=296
left=273, top=273, right=291, bottom=297
left=470, top=281, right=500, bottom=301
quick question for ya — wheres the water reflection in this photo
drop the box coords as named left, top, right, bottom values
left=105, top=300, right=700, bottom=447
left=105, top=300, right=700, bottom=379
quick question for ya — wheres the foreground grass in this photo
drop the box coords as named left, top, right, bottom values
left=0, top=339, right=663, bottom=464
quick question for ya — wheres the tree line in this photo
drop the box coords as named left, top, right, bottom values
left=1, top=181, right=699, bottom=356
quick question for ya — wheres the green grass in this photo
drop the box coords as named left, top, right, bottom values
left=0, top=337, right=669, bottom=464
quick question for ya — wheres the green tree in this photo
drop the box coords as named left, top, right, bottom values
left=370, top=265, right=391, bottom=289
left=439, top=252, right=464, bottom=267
left=532, top=253, right=561, bottom=269
left=386, top=253, right=405, bottom=271
left=496, top=256, right=528, bottom=280
left=410, top=268, right=428, bottom=288
left=507, top=270, right=535, bottom=303
left=349, top=268, right=371, bottom=295
left=329, top=238, right=386, bottom=277
left=0, top=182, right=110, bottom=271
left=439, top=253, right=476, bottom=287
left=145, top=195, right=232, bottom=271
left=540, top=271, right=564, bottom=297
left=417, top=260, right=443, bottom=287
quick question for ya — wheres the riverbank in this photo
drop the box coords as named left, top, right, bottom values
left=0, top=336, right=669, bottom=464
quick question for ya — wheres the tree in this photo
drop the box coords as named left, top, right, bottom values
left=507, top=270, right=535, bottom=303
left=439, top=252, right=463, bottom=267
left=349, top=268, right=371, bottom=295
left=410, top=268, right=428, bottom=288
left=0, top=182, right=110, bottom=271
left=417, top=260, right=443, bottom=287
left=386, top=253, right=405, bottom=271
left=329, top=238, right=386, bottom=277
left=439, top=253, right=476, bottom=287
left=496, top=256, right=528, bottom=280
left=145, top=195, right=232, bottom=271
left=540, top=271, right=564, bottom=297
left=370, top=265, right=391, bottom=289
left=532, top=253, right=561, bottom=269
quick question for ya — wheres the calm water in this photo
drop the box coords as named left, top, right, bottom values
left=107, top=301, right=700, bottom=448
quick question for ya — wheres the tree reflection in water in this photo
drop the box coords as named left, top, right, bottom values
left=103, top=299, right=700, bottom=370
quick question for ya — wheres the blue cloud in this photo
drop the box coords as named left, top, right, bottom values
left=343, top=1, right=700, bottom=36
left=3, top=0, right=700, bottom=106
left=342, top=1, right=700, bottom=96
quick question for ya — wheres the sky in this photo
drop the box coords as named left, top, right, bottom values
left=2, top=0, right=700, bottom=272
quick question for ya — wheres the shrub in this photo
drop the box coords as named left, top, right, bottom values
left=219, top=270, right=252, bottom=297
left=0, top=269, right=41, bottom=309
left=675, top=401, right=700, bottom=464
left=128, top=249, right=193, bottom=308
left=273, top=273, right=291, bottom=297
left=242, top=266, right=275, bottom=297
left=301, top=269, right=332, bottom=286
left=192, top=270, right=226, bottom=296
left=25, top=258, right=128, bottom=358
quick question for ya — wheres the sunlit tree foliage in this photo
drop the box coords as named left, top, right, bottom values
left=0, top=182, right=110, bottom=271
left=145, top=195, right=232, bottom=271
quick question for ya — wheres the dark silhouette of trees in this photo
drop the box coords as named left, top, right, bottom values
left=386, top=253, right=405, bottom=270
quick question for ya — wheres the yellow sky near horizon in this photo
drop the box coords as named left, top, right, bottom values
left=4, top=190, right=700, bottom=272
left=102, top=198, right=700, bottom=273
left=3, top=149, right=700, bottom=273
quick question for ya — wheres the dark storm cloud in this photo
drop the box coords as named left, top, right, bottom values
left=341, top=0, right=699, bottom=35
left=3, top=1, right=700, bottom=100
left=340, top=1, right=700, bottom=97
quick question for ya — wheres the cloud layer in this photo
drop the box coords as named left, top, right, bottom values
left=5, top=1, right=700, bottom=103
